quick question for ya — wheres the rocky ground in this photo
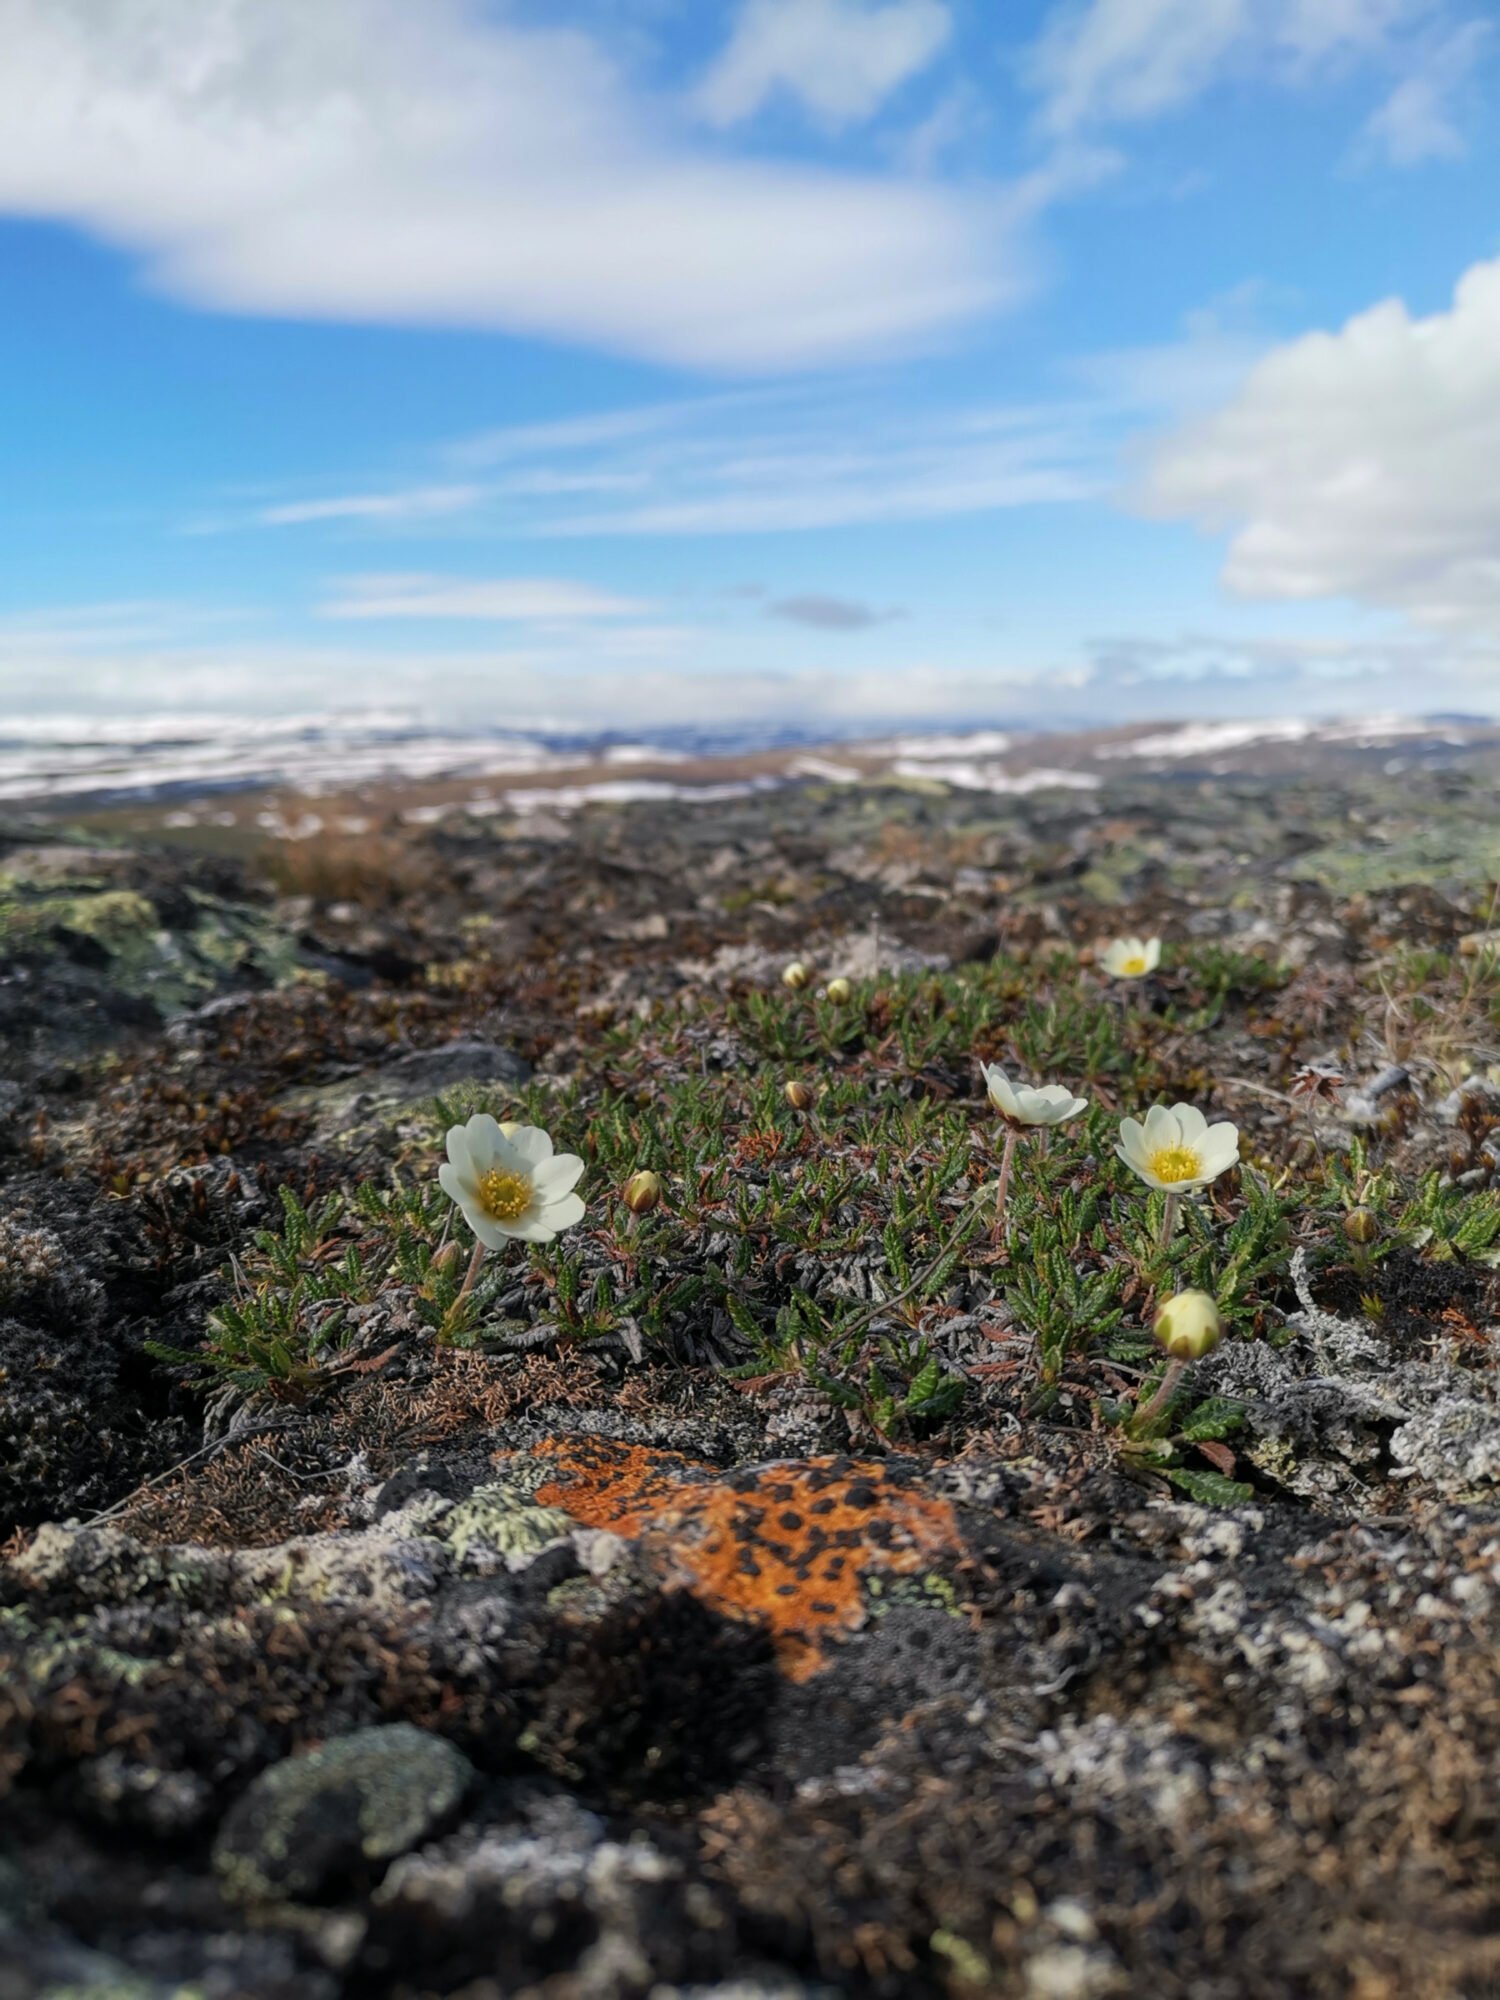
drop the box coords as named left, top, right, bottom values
left=3, top=738, right=1500, bottom=1999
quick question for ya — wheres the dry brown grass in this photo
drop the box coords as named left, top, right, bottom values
left=259, top=827, right=429, bottom=909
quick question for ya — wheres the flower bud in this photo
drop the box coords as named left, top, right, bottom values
left=825, top=976, right=852, bottom=1003
left=781, top=960, right=810, bottom=991
left=622, top=1170, right=662, bottom=1216
left=1342, top=1205, right=1377, bottom=1246
left=783, top=1079, right=815, bottom=1112
left=1152, top=1289, right=1223, bottom=1362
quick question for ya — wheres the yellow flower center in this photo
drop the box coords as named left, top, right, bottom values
left=1147, top=1144, right=1202, bottom=1185
left=1121, top=954, right=1147, bottom=975
left=478, top=1167, right=534, bottom=1221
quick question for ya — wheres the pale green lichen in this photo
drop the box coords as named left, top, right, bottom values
left=438, top=1483, right=574, bottom=1571
left=865, top=1572, right=963, bottom=1617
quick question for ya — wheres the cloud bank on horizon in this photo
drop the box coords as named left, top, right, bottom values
left=0, top=0, right=1497, bottom=732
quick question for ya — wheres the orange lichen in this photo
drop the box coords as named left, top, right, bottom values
left=532, top=1437, right=964, bottom=1681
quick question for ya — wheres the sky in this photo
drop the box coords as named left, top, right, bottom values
left=1, top=0, right=1498, bottom=736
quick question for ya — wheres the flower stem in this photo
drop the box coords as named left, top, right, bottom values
left=1159, top=1189, right=1180, bottom=1250
left=441, top=1237, right=488, bottom=1341
left=991, top=1127, right=1019, bottom=1248
left=1133, top=1356, right=1186, bottom=1434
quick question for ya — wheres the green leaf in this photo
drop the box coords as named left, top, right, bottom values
left=1178, top=1396, right=1248, bottom=1443
left=1164, top=1467, right=1254, bottom=1507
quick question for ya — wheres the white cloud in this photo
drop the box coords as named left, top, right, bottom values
left=320, top=575, right=650, bottom=620
left=1357, top=18, right=1492, bottom=164
left=1027, top=0, right=1428, bottom=132
left=0, top=0, right=1003, bottom=373
left=694, top=0, right=951, bottom=127
left=258, top=486, right=484, bottom=526
left=1138, top=256, right=1500, bottom=635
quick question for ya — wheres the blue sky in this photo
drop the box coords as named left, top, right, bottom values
left=1, top=0, right=1498, bottom=733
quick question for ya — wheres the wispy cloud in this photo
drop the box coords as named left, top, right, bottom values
left=1026, top=0, right=1434, bottom=136
left=1356, top=17, right=1493, bottom=164
left=454, top=395, right=1106, bottom=537
left=259, top=485, right=484, bottom=526
left=319, top=575, right=651, bottom=621
left=694, top=0, right=951, bottom=129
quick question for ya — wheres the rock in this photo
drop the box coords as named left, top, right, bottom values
left=278, top=1036, right=531, bottom=1145
left=213, top=1723, right=474, bottom=1903
left=1434, top=1073, right=1500, bottom=1122
left=368, top=1039, right=532, bottom=1095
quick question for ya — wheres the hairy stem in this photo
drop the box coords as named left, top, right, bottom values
left=1159, top=1189, right=1181, bottom=1250
left=442, top=1237, right=489, bottom=1340
left=991, top=1127, right=1019, bottom=1248
left=1133, top=1355, right=1186, bottom=1433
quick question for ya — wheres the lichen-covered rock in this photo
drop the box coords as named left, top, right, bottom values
left=277, top=1038, right=530, bottom=1150
left=0, top=836, right=304, bottom=1070
left=213, top=1723, right=474, bottom=1903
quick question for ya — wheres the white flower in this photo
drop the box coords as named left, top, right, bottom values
left=1117, top=1103, right=1239, bottom=1194
left=438, top=1114, right=585, bottom=1248
left=982, top=1063, right=1089, bottom=1129
left=1101, top=936, right=1161, bottom=979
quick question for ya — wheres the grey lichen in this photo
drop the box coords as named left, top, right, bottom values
left=213, top=1722, right=474, bottom=1904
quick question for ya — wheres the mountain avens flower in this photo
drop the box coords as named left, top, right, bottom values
left=979, top=1063, right=1087, bottom=1250
left=781, top=960, right=810, bottom=990
left=1153, top=1288, right=1223, bottom=1361
left=981, top=1064, right=1089, bottom=1130
left=784, top=1079, right=815, bottom=1111
left=825, top=976, right=852, bottom=1003
left=439, top=1114, right=585, bottom=1249
left=1117, top=1104, right=1239, bottom=1194
left=622, top=1169, right=662, bottom=1216
left=1102, top=936, right=1161, bottom=979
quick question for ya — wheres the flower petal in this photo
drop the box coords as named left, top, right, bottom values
left=984, top=1066, right=1019, bottom=1118
left=533, top=1153, right=585, bottom=1197
left=502, top=1124, right=555, bottom=1168
left=1118, top=1116, right=1147, bottom=1161
left=1142, top=1103, right=1177, bottom=1148
left=445, top=1124, right=474, bottom=1173
left=507, top=1192, right=586, bottom=1242
left=1116, top=1138, right=1155, bottom=1185
left=1142, top=938, right=1162, bottom=971
left=440, top=1173, right=510, bottom=1250
left=464, top=1113, right=504, bottom=1173
left=1173, top=1104, right=1209, bottom=1144
left=1199, top=1128, right=1241, bottom=1174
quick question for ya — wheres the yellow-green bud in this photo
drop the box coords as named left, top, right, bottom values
left=1153, top=1289, right=1223, bottom=1362
left=825, top=976, right=852, bottom=1003
left=781, top=960, right=810, bottom=991
left=622, top=1170, right=662, bottom=1216
left=1342, top=1205, right=1377, bottom=1246
left=784, top=1079, right=815, bottom=1112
